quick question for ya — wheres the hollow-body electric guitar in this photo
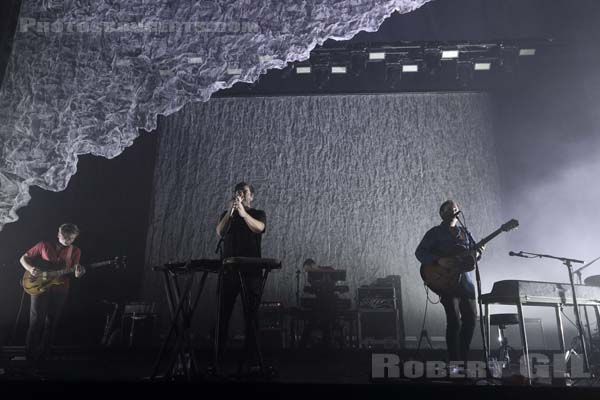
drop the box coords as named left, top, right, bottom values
left=22, top=257, right=126, bottom=295
left=420, top=219, right=519, bottom=296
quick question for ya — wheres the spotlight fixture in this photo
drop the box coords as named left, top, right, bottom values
left=402, top=64, right=419, bottom=73
left=473, top=62, right=491, bottom=71
left=331, top=66, right=347, bottom=74
left=441, top=50, right=459, bottom=60
left=296, top=66, right=311, bottom=74
left=369, top=52, right=386, bottom=61
left=519, top=48, right=536, bottom=56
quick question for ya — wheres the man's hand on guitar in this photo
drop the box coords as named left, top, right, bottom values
left=29, top=267, right=41, bottom=277
left=472, top=245, right=485, bottom=259
left=75, top=264, right=86, bottom=278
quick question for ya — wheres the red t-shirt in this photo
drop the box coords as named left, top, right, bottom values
left=26, top=241, right=81, bottom=289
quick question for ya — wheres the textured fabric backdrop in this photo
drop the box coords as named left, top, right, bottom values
left=143, top=93, right=503, bottom=343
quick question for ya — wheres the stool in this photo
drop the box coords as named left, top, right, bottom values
left=490, top=313, right=520, bottom=367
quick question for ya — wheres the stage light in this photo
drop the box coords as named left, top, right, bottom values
left=369, top=52, right=386, bottom=60
left=296, top=66, right=311, bottom=74
left=474, top=62, right=491, bottom=71
left=519, top=48, right=536, bottom=56
left=402, top=64, right=419, bottom=73
left=441, top=50, right=459, bottom=60
left=331, top=66, right=347, bottom=74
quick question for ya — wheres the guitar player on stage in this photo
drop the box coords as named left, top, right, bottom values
left=415, top=200, right=483, bottom=371
left=215, top=182, right=266, bottom=373
left=19, top=223, right=86, bottom=367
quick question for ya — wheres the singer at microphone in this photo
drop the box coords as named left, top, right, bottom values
left=414, top=199, right=480, bottom=365
left=214, top=182, right=267, bottom=368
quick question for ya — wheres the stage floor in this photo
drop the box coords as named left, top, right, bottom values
left=0, top=346, right=599, bottom=382
left=1, top=346, right=600, bottom=399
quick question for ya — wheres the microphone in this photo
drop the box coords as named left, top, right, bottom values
left=230, top=190, right=244, bottom=217
left=509, top=251, right=526, bottom=258
left=453, top=210, right=462, bottom=217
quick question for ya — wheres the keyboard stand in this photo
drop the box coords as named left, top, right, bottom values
left=150, top=263, right=209, bottom=381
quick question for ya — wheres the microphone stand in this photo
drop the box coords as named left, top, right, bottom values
left=215, top=209, right=235, bottom=258
left=295, top=269, right=301, bottom=307
left=293, top=269, right=301, bottom=348
left=455, top=213, right=493, bottom=381
left=213, top=206, right=234, bottom=375
left=573, top=256, right=600, bottom=358
left=515, top=251, right=592, bottom=378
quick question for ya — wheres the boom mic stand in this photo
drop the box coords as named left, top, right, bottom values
left=571, top=256, right=600, bottom=371
left=512, top=251, right=593, bottom=378
left=455, top=213, right=497, bottom=381
left=456, top=213, right=494, bottom=381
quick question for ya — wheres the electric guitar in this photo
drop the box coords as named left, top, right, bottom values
left=21, top=256, right=126, bottom=295
left=420, top=219, right=519, bottom=296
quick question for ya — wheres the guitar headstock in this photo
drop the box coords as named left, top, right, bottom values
left=501, top=219, right=519, bottom=232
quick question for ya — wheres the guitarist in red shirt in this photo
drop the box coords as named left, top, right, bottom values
left=19, top=223, right=86, bottom=366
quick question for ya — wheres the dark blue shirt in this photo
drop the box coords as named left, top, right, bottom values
left=415, top=224, right=476, bottom=298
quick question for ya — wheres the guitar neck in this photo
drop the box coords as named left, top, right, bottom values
left=43, top=260, right=113, bottom=278
left=476, top=227, right=504, bottom=248
left=45, top=268, right=75, bottom=279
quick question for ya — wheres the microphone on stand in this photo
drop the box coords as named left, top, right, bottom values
left=453, top=210, right=462, bottom=218
left=509, top=251, right=527, bottom=258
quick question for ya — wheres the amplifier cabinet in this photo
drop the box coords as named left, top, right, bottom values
left=357, top=286, right=402, bottom=349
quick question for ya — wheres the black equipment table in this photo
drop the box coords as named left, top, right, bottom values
left=481, top=280, right=600, bottom=380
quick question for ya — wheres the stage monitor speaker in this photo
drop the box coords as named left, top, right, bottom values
left=358, top=310, right=401, bottom=349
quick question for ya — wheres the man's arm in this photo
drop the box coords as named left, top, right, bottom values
left=238, top=207, right=265, bottom=234
left=19, top=253, right=40, bottom=276
left=73, top=248, right=85, bottom=278
left=415, top=229, right=438, bottom=266
left=216, top=211, right=231, bottom=237
left=463, top=228, right=484, bottom=260
left=19, top=242, right=44, bottom=276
